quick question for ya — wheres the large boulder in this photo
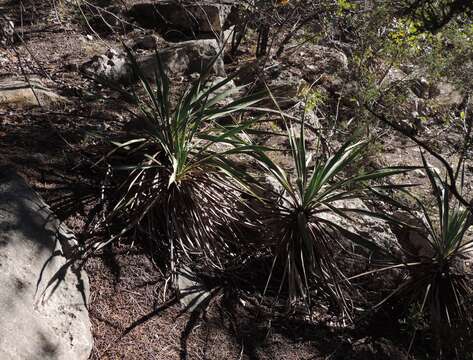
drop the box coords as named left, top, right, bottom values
left=141, top=39, right=226, bottom=76
left=0, top=77, right=68, bottom=108
left=0, top=167, right=93, bottom=360
left=317, top=197, right=399, bottom=255
left=128, top=0, right=237, bottom=36
left=81, top=39, right=225, bottom=83
left=389, top=210, right=435, bottom=260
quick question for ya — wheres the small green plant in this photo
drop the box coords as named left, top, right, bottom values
left=253, top=114, right=408, bottom=315
left=94, top=49, right=265, bottom=273
left=369, top=153, right=473, bottom=352
left=298, top=85, right=327, bottom=113
left=337, top=0, right=357, bottom=15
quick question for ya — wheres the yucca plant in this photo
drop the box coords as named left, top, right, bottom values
left=371, top=153, right=473, bottom=353
left=93, top=49, right=266, bottom=272
left=253, top=114, right=408, bottom=316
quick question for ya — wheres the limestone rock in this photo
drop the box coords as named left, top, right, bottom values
left=317, top=197, right=399, bottom=254
left=264, top=176, right=398, bottom=255
left=390, top=211, right=435, bottom=260
left=140, top=39, right=226, bottom=77
left=0, top=167, right=93, bottom=360
left=380, top=67, right=409, bottom=87
left=241, top=64, right=308, bottom=109
left=81, top=48, right=131, bottom=83
left=203, top=75, right=239, bottom=106
left=241, top=45, right=347, bottom=110
left=82, top=39, right=225, bottom=83
left=0, top=77, right=68, bottom=108
left=1, top=16, right=14, bottom=45
left=128, top=1, right=236, bottom=36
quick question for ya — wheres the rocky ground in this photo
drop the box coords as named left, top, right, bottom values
left=1, top=1, right=472, bottom=359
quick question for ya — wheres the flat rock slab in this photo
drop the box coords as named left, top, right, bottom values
left=0, top=78, right=67, bottom=108
left=0, top=167, right=92, bottom=360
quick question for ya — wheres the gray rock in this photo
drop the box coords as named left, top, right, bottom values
left=0, top=167, right=92, bottom=360
left=141, top=39, right=225, bottom=77
left=238, top=63, right=302, bottom=102
left=242, top=45, right=347, bottom=110
left=203, top=75, right=239, bottom=106
left=82, top=39, right=225, bottom=83
left=268, top=71, right=308, bottom=109
left=430, top=81, right=463, bottom=107
left=255, top=67, right=308, bottom=109
left=390, top=210, right=435, bottom=260
left=128, top=1, right=236, bottom=35
left=0, top=77, right=68, bottom=108
left=176, top=266, right=211, bottom=312
left=379, top=66, right=409, bottom=87
left=0, top=17, right=14, bottom=45
left=81, top=48, right=131, bottom=83
left=317, top=197, right=399, bottom=254
left=126, top=34, right=161, bottom=51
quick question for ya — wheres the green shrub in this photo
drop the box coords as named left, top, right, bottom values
left=252, top=114, right=408, bottom=316
left=94, top=50, right=265, bottom=273
left=370, top=153, right=473, bottom=352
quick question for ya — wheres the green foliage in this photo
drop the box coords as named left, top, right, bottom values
left=78, top=3, right=473, bottom=355
left=298, top=85, right=327, bottom=112
left=337, top=0, right=357, bottom=14
left=387, top=18, right=426, bottom=54
left=97, top=49, right=265, bottom=270
left=402, top=0, right=473, bottom=33
left=253, top=116, right=408, bottom=314
left=373, top=153, right=473, bottom=350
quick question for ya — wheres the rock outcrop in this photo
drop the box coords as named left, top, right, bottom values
left=128, top=1, right=237, bottom=36
left=0, top=167, right=93, bottom=360
left=82, top=39, right=225, bottom=83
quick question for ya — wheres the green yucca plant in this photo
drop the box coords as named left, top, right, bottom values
left=371, top=153, right=473, bottom=352
left=253, top=113, right=408, bottom=316
left=94, top=49, right=265, bottom=270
